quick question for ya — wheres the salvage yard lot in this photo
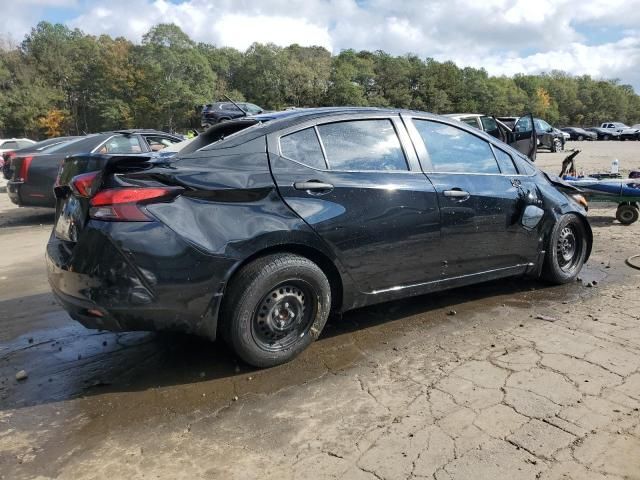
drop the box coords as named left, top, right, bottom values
left=1, top=141, right=640, bottom=479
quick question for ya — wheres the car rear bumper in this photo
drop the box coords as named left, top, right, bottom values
left=6, top=181, right=23, bottom=205
left=46, top=220, right=235, bottom=340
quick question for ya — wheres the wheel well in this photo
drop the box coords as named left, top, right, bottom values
left=576, top=213, right=593, bottom=262
left=221, top=244, right=344, bottom=324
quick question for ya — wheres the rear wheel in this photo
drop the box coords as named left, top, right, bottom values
left=221, top=254, right=331, bottom=367
left=542, top=214, right=588, bottom=284
left=577, top=135, right=584, bottom=141
left=616, top=204, right=639, bottom=225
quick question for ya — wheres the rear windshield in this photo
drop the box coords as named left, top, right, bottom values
left=179, top=120, right=262, bottom=154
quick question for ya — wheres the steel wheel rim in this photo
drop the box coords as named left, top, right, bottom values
left=252, top=281, right=315, bottom=352
left=556, top=225, right=581, bottom=272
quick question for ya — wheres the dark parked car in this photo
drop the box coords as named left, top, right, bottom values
left=2, top=136, right=80, bottom=176
left=47, top=108, right=592, bottom=367
left=201, top=101, right=264, bottom=128
left=6, top=130, right=182, bottom=208
left=586, top=127, right=620, bottom=141
left=560, top=128, right=597, bottom=141
left=515, top=117, right=565, bottom=152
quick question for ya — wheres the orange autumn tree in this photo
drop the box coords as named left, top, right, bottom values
left=38, top=108, right=66, bottom=137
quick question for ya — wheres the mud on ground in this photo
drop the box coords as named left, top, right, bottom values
left=1, top=142, right=639, bottom=479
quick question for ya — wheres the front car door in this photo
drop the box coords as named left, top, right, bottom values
left=267, top=114, right=442, bottom=296
left=506, top=113, right=537, bottom=161
left=403, top=115, right=540, bottom=280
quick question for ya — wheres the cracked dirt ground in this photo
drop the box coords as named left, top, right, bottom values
left=1, top=143, right=640, bottom=479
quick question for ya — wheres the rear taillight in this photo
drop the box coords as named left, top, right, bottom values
left=17, top=156, right=33, bottom=182
left=89, top=187, right=182, bottom=221
left=71, top=171, right=101, bottom=197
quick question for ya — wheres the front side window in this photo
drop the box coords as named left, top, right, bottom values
left=280, top=127, right=326, bottom=170
left=493, top=147, right=518, bottom=175
left=316, top=119, right=408, bottom=171
left=460, top=117, right=480, bottom=129
left=413, top=120, right=499, bottom=174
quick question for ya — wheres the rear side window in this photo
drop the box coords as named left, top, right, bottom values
left=460, top=117, right=480, bottom=129
left=96, top=135, right=144, bottom=154
left=317, top=119, right=408, bottom=171
left=493, top=148, right=518, bottom=175
left=413, top=120, right=499, bottom=174
left=2, top=141, right=19, bottom=150
left=280, top=127, right=326, bottom=169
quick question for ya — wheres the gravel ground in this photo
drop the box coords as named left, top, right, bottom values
left=0, top=141, right=639, bottom=479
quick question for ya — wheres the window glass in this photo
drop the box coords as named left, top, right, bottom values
left=460, top=117, right=480, bottom=129
left=96, top=135, right=144, bottom=154
left=280, top=127, right=326, bottom=169
left=244, top=104, right=263, bottom=114
left=536, top=119, right=552, bottom=131
left=493, top=148, right=518, bottom=175
left=145, top=135, right=181, bottom=152
left=18, top=140, right=33, bottom=148
left=514, top=116, right=533, bottom=133
left=480, top=116, right=498, bottom=132
left=317, top=119, right=407, bottom=171
left=2, top=141, right=19, bottom=150
left=413, top=120, right=499, bottom=174
left=512, top=154, right=536, bottom=175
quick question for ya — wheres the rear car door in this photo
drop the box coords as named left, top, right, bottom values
left=268, top=114, right=442, bottom=294
left=404, top=116, right=540, bottom=279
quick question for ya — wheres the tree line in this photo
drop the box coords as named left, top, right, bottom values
left=1, top=21, right=639, bottom=138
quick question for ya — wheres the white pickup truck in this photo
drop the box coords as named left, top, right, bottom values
left=600, top=122, right=640, bottom=140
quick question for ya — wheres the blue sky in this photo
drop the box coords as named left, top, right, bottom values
left=2, top=0, right=639, bottom=91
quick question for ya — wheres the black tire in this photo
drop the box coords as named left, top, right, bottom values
left=577, top=135, right=583, bottom=141
left=542, top=214, right=588, bottom=284
left=603, top=134, right=610, bottom=141
left=616, top=204, right=639, bottom=225
left=221, top=254, right=331, bottom=368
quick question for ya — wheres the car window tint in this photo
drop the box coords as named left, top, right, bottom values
left=493, top=148, right=518, bottom=175
left=97, top=135, right=143, bottom=154
left=317, top=119, right=407, bottom=171
left=413, top=120, right=499, bottom=174
left=515, top=117, right=532, bottom=132
left=280, top=127, right=326, bottom=169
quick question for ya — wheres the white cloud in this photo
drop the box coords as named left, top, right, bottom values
left=2, top=0, right=640, bottom=89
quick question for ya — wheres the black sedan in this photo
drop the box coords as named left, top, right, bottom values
left=6, top=130, right=182, bottom=208
left=586, top=128, right=620, bottom=141
left=561, top=127, right=597, bottom=141
left=47, top=108, right=592, bottom=367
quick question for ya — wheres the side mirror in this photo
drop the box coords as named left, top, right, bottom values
left=521, top=205, right=544, bottom=230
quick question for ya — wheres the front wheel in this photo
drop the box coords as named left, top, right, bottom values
left=551, top=138, right=562, bottom=152
left=221, top=254, right=331, bottom=367
left=542, top=214, right=588, bottom=284
left=577, top=135, right=584, bottom=141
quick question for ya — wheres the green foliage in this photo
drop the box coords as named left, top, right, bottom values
left=1, top=21, right=639, bottom=138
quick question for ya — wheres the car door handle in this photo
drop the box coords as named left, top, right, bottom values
left=443, top=189, right=470, bottom=201
left=294, top=181, right=334, bottom=192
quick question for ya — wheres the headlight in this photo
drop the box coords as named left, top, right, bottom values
left=571, top=193, right=588, bottom=209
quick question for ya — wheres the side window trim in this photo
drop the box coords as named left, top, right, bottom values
left=313, top=125, right=330, bottom=170
left=490, top=144, right=518, bottom=176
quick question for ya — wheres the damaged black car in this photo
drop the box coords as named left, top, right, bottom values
left=47, top=108, right=592, bottom=367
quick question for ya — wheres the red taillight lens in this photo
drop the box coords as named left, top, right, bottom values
left=17, top=156, right=33, bottom=182
left=71, top=171, right=100, bottom=196
left=89, top=187, right=182, bottom=222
